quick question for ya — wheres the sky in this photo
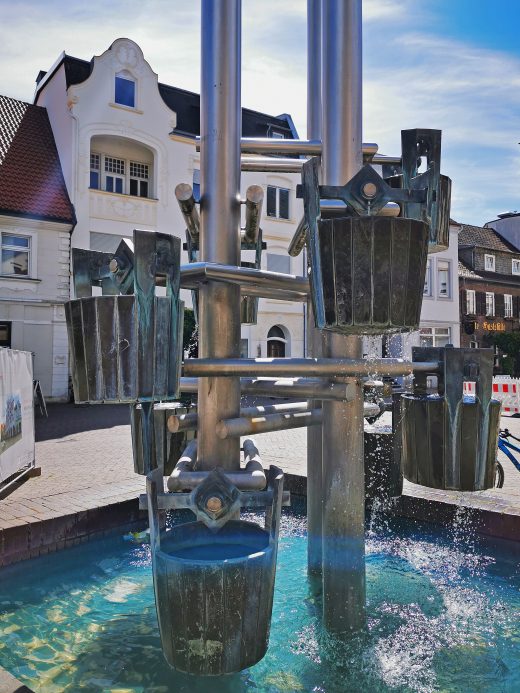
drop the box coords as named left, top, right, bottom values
left=0, top=0, right=519, bottom=226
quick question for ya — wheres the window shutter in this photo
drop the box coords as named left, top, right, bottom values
left=279, top=188, right=290, bottom=219
left=460, top=289, right=466, bottom=314
left=495, top=293, right=505, bottom=318
left=476, top=291, right=486, bottom=316
left=266, top=186, right=276, bottom=216
left=515, top=295, right=520, bottom=317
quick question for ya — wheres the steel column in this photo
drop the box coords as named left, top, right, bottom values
left=321, top=0, right=366, bottom=633
left=198, top=0, right=242, bottom=470
left=306, top=0, right=324, bottom=581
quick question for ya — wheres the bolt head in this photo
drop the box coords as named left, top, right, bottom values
left=206, top=496, right=223, bottom=512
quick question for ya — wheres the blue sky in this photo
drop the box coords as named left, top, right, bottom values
left=0, top=0, right=519, bottom=225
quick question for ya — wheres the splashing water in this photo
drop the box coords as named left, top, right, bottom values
left=0, top=507, right=519, bottom=692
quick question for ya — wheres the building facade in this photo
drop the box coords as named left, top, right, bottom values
left=458, top=223, right=520, bottom=368
left=34, top=38, right=305, bottom=360
left=0, top=95, right=75, bottom=400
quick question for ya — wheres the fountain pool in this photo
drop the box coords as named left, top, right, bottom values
left=0, top=507, right=519, bottom=692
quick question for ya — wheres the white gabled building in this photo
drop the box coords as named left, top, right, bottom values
left=34, top=38, right=305, bottom=360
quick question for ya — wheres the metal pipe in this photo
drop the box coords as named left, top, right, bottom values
left=174, top=183, right=200, bottom=241
left=180, top=262, right=309, bottom=300
left=168, top=401, right=312, bottom=433
left=306, top=0, right=324, bottom=583
left=197, top=137, right=378, bottom=158
left=372, top=155, right=401, bottom=166
left=240, top=156, right=306, bottom=173
left=198, top=0, right=243, bottom=471
left=288, top=216, right=308, bottom=257
left=321, top=0, right=366, bottom=634
left=216, top=409, right=322, bottom=439
left=217, top=401, right=381, bottom=439
left=179, top=375, right=357, bottom=400
left=243, top=185, right=263, bottom=243
left=139, top=489, right=291, bottom=511
left=183, top=357, right=440, bottom=378
left=241, top=138, right=322, bottom=155
left=167, top=439, right=266, bottom=491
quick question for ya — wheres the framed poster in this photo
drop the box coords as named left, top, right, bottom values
left=0, top=349, right=34, bottom=483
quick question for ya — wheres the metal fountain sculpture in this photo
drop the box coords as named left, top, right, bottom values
left=64, top=0, right=500, bottom=677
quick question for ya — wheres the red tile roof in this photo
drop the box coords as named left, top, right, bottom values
left=0, top=95, right=75, bottom=224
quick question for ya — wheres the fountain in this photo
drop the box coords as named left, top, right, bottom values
left=59, top=0, right=504, bottom=680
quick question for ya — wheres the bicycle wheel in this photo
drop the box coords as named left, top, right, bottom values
left=495, top=460, right=505, bottom=488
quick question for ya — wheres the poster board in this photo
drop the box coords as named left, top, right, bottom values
left=0, top=349, right=35, bottom=483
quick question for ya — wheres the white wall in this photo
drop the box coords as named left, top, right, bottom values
left=0, top=216, right=72, bottom=399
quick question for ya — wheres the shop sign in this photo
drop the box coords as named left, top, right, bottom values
left=482, top=320, right=506, bottom=332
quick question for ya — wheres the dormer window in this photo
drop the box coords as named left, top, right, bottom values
left=115, top=72, right=135, bottom=108
left=484, top=254, right=495, bottom=272
left=513, top=259, right=520, bottom=275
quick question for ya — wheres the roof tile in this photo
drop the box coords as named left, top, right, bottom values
left=458, top=223, right=517, bottom=253
left=0, top=95, right=74, bottom=224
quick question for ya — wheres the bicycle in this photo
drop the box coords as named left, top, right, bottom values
left=495, top=429, right=520, bottom=488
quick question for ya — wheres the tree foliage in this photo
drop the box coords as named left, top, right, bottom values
left=493, top=332, right=520, bottom=377
left=182, top=307, right=198, bottom=358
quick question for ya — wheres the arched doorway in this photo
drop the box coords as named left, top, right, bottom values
left=267, top=325, right=288, bottom=358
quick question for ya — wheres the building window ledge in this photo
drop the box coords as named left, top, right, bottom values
left=108, top=102, right=144, bottom=115
left=0, top=275, right=41, bottom=283
left=89, top=188, right=158, bottom=203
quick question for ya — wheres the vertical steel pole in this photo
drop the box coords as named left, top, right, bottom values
left=198, top=0, right=242, bottom=471
left=321, top=0, right=366, bottom=633
left=306, top=0, right=323, bottom=579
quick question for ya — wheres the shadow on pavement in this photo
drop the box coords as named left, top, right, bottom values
left=35, top=403, right=131, bottom=442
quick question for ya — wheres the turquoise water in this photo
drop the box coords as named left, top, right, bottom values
left=0, top=506, right=519, bottom=692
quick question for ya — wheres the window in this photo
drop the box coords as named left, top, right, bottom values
left=267, top=325, right=288, bottom=358
left=513, top=259, right=520, bottom=275
left=266, top=185, right=290, bottom=220
left=1, top=233, right=30, bottom=276
left=193, top=169, right=200, bottom=202
left=267, top=253, right=291, bottom=274
left=90, top=153, right=100, bottom=189
left=90, top=153, right=151, bottom=198
left=505, top=294, right=513, bottom=318
left=129, top=161, right=149, bottom=198
left=423, top=260, right=432, bottom=296
left=0, top=322, right=11, bottom=347
left=115, top=73, right=135, bottom=108
left=485, top=292, right=495, bottom=316
left=419, top=327, right=451, bottom=348
left=105, top=156, right=125, bottom=194
left=484, top=254, right=495, bottom=272
left=437, top=260, right=450, bottom=297
left=466, top=289, right=476, bottom=314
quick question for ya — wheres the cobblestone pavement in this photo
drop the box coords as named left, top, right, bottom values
left=0, top=404, right=519, bottom=533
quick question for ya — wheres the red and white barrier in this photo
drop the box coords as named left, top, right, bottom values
left=492, top=378, right=520, bottom=414
left=462, top=378, right=519, bottom=414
